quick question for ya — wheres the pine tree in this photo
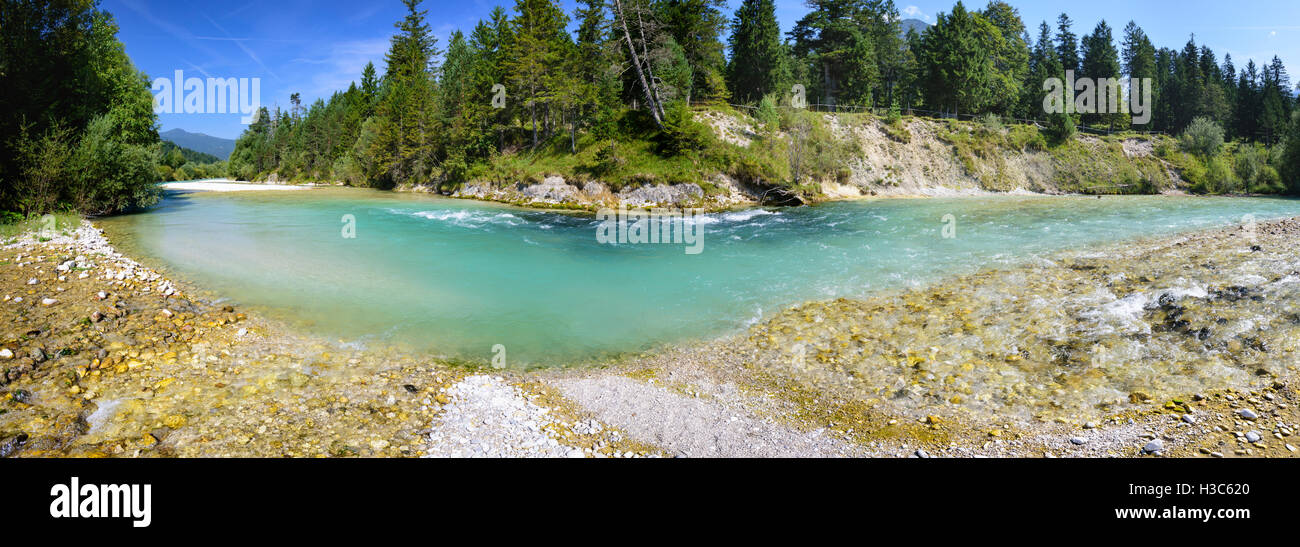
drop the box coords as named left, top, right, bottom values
left=918, top=1, right=991, bottom=116
left=727, top=0, right=786, bottom=104
left=1055, top=13, right=1080, bottom=75
left=360, top=61, right=379, bottom=116
left=1022, top=21, right=1062, bottom=121
left=506, top=0, right=569, bottom=149
left=1080, top=20, right=1124, bottom=128
left=659, top=0, right=729, bottom=103
left=371, top=0, right=441, bottom=187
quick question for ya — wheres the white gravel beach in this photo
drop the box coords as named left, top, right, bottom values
left=160, top=179, right=309, bottom=192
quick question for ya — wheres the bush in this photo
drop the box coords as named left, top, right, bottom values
left=977, top=113, right=1004, bottom=134
left=1045, top=111, right=1076, bottom=145
left=756, top=95, right=780, bottom=132
left=1204, top=156, right=1237, bottom=194
left=1179, top=117, right=1224, bottom=157
left=659, top=102, right=713, bottom=156
left=1008, top=125, right=1047, bottom=152
left=11, top=124, right=75, bottom=215
left=1256, top=165, right=1283, bottom=194
left=66, top=109, right=161, bottom=214
left=1234, top=145, right=1267, bottom=190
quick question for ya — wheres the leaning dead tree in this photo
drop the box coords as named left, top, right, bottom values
left=611, top=0, right=665, bottom=128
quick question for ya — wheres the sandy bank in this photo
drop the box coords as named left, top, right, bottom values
left=161, top=179, right=310, bottom=192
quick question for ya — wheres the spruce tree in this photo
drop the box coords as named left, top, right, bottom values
left=727, top=0, right=786, bottom=104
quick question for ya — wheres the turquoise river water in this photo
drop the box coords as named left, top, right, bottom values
left=97, top=188, right=1300, bottom=366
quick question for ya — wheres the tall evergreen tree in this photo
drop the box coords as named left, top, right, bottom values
left=506, top=0, right=568, bottom=148
left=727, top=0, right=787, bottom=104
left=659, top=0, right=729, bottom=103
left=918, top=1, right=992, bottom=116
left=1080, top=20, right=1124, bottom=128
left=1055, top=13, right=1080, bottom=74
left=371, top=0, right=441, bottom=187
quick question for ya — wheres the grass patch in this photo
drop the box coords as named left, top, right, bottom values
left=0, top=211, right=81, bottom=241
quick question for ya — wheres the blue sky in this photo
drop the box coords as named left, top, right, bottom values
left=103, top=0, right=1300, bottom=140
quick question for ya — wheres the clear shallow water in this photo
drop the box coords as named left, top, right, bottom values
left=98, top=189, right=1300, bottom=365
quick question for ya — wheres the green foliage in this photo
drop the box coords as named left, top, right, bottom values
left=726, top=0, right=786, bottom=103
left=1286, top=112, right=1300, bottom=192
left=755, top=95, right=780, bottom=131
left=1045, top=111, right=1076, bottom=144
left=1, top=0, right=160, bottom=215
left=659, top=102, right=714, bottom=155
left=1179, top=117, right=1225, bottom=157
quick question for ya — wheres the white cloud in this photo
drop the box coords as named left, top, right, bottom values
left=902, top=5, right=931, bottom=22
left=294, top=37, right=391, bottom=99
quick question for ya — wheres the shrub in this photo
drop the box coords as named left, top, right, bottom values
left=1178, top=117, right=1224, bottom=157
left=1256, top=165, right=1283, bottom=194
left=659, top=102, right=713, bottom=156
left=1008, top=125, right=1046, bottom=152
left=1205, top=156, right=1237, bottom=193
left=977, top=113, right=1004, bottom=134
left=756, top=95, right=780, bottom=132
left=12, top=124, right=75, bottom=215
left=1234, top=145, right=1265, bottom=189
left=66, top=109, right=161, bottom=214
left=1045, top=111, right=1076, bottom=144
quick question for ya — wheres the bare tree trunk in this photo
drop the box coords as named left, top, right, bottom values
left=613, top=0, right=663, bottom=128
left=634, top=5, right=666, bottom=120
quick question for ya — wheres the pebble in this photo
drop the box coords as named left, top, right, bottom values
left=40, top=297, right=57, bottom=306
left=1069, top=437, right=1087, bottom=445
left=1143, top=439, right=1164, bottom=453
left=1237, top=409, right=1259, bottom=420
left=1245, top=431, right=1262, bottom=443
left=0, top=349, right=11, bottom=359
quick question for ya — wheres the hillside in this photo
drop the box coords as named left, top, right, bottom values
left=899, top=17, right=930, bottom=36
left=437, top=107, right=1200, bottom=211
left=160, top=128, right=236, bottom=160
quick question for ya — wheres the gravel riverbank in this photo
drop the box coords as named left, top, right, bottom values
left=1, top=216, right=1297, bottom=458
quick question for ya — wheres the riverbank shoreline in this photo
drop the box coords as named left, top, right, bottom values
left=2, top=209, right=1297, bottom=458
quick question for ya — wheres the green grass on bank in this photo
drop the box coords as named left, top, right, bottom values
left=0, top=211, right=82, bottom=242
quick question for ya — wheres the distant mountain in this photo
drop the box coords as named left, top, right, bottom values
left=899, top=18, right=930, bottom=38
left=161, top=141, right=220, bottom=164
left=159, top=128, right=235, bottom=160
